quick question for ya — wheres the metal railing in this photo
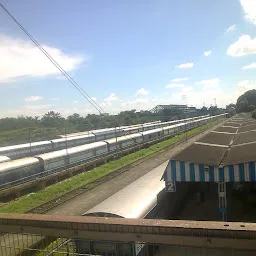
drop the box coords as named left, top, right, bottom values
left=1, top=214, right=256, bottom=255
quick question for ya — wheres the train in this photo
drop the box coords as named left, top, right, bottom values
left=0, top=114, right=226, bottom=189
left=0, top=115, right=210, bottom=160
left=75, top=162, right=190, bottom=255
left=0, top=156, right=10, bottom=163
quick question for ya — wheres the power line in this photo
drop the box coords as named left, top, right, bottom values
left=0, top=3, right=105, bottom=114
left=0, top=3, right=146, bottom=144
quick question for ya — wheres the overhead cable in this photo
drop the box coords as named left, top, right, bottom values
left=0, top=3, right=104, bottom=114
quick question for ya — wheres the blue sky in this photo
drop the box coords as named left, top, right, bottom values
left=0, top=0, right=256, bottom=117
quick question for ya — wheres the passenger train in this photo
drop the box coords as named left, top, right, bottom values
left=0, top=114, right=226, bottom=189
left=75, top=162, right=190, bottom=255
left=0, top=115, right=210, bottom=160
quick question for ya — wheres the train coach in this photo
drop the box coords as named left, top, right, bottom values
left=0, top=114, right=226, bottom=189
left=0, top=141, right=53, bottom=159
left=0, top=156, right=10, bottom=163
left=75, top=163, right=166, bottom=255
left=36, top=141, right=108, bottom=174
left=0, top=157, right=40, bottom=188
left=0, top=115, right=213, bottom=160
left=105, top=133, right=143, bottom=151
left=75, top=161, right=190, bottom=255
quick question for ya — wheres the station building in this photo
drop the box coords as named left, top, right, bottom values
left=162, top=116, right=256, bottom=221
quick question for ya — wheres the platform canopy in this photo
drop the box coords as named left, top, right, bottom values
left=162, top=116, right=256, bottom=183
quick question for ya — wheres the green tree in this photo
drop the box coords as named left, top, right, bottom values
left=41, top=111, right=65, bottom=127
left=236, top=90, right=256, bottom=113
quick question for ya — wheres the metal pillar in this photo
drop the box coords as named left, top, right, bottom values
left=218, top=182, right=227, bottom=221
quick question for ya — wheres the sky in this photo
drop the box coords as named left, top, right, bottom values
left=0, top=0, right=256, bottom=117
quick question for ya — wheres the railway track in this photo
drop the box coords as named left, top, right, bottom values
left=0, top=122, right=207, bottom=201
left=26, top=121, right=222, bottom=215
left=0, top=120, right=226, bottom=256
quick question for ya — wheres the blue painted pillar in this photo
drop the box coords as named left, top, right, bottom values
left=218, top=182, right=227, bottom=221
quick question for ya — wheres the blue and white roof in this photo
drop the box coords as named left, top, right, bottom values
left=162, top=115, right=256, bottom=183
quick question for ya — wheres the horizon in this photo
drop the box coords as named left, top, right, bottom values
left=1, top=0, right=256, bottom=118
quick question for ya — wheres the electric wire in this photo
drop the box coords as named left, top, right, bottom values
left=0, top=3, right=105, bottom=114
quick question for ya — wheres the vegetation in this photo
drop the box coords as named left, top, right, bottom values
left=236, top=89, right=256, bottom=113
left=0, top=110, right=157, bottom=146
left=252, top=110, right=256, bottom=119
left=0, top=107, right=226, bottom=146
left=0, top=121, right=217, bottom=214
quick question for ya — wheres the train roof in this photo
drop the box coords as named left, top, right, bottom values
left=0, top=156, right=10, bottom=163
left=90, top=128, right=117, bottom=135
left=142, top=128, right=163, bottom=136
left=0, top=157, right=39, bottom=173
left=36, top=141, right=107, bottom=160
left=59, top=131, right=90, bottom=138
left=0, top=141, right=52, bottom=153
left=83, top=161, right=166, bottom=218
left=51, top=133, right=95, bottom=143
left=104, top=133, right=142, bottom=144
left=162, top=124, right=178, bottom=130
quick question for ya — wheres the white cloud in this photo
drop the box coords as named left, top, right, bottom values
left=165, top=83, right=185, bottom=89
left=195, top=78, right=220, bottom=89
left=73, top=101, right=79, bottom=103
left=226, top=24, right=237, bottom=32
left=171, top=78, right=188, bottom=82
left=0, top=104, right=51, bottom=118
left=240, top=0, right=256, bottom=24
left=104, top=93, right=118, bottom=102
left=227, top=35, right=256, bottom=56
left=0, top=34, right=84, bottom=82
left=136, top=88, right=149, bottom=96
left=176, top=62, right=194, bottom=69
left=52, top=97, right=60, bottom=101
left=91, top=97, right=97, bottom=101
left=204, top=50, right=212, bottom=56
left=237, top=80, right=256, bottom=92
left=242, top=63, right=256, bottom=70
left=24, top=96, right=43, bottom=102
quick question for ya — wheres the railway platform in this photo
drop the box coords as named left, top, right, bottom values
left=162, top=115, right=256, bottom=221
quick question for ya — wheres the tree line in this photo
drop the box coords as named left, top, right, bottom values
left=234, top=89, right=256, bottom=119
left=0, top=107, right=223, bottom=146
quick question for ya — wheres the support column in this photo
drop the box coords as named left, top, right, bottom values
left=218, top=182, right=227, bottom=221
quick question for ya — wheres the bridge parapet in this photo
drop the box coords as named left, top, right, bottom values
left=1, top=213, right=256, bottom=255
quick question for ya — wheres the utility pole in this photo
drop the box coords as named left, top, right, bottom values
left=115, top=125, right=118, bottom=153
left=28, top=128, right=32, bottom=154
left=65, top=126, right=68, bottom=171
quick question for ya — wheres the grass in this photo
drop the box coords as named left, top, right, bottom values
left=0, top=120, right=220, bottom=214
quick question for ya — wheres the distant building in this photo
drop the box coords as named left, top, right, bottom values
left=150, top=104, right=199, bottom=121
left=150, top=104, right=197, bottom=114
